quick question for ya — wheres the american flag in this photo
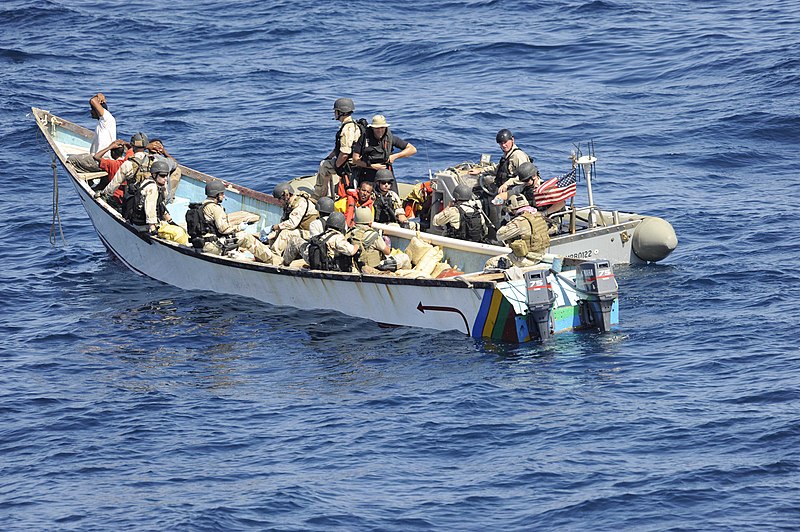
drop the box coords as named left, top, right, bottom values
left=534, top=169, right=577, bottom=206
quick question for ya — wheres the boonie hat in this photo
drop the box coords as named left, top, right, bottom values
left=368, top=115, right=390, bottom=128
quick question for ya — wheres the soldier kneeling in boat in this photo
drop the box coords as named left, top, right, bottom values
left=267, top=183, right=319, bottom=257
left=198, top=180, right=275, bottom=263
left=484, top=194, right=550, bottom=270
left=432, top=184, right=489, bottom=243
left=281, top=196, right=335, bottom=267
left=306, top=211, right=359, bottom=272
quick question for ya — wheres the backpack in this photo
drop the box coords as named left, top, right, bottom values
left=185, top=202, right=209, bottom=248
left=307, top=232, right=336, bottom=271
left=122, top=179, right=152, bottom=225
left=308, top=231, right=354, bottom=272
left=445, top=205, right=487, bottom=242
left=455, top=205, right=487, bottom=243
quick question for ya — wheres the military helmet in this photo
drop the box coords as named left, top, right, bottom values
left=516, top=161, right=539, bottom=181
left=316, top=196, right=335, bottom=215
left=508, top=194, right=529, bottom=210
left=333, top=97, right=355, bottom=114
left=326, top=211, right=347, bottom=234
left=495, top=128, right=513, bottom=144
left=150, top=159, right=171, bottom=177
left=205, top=179, right=226, bottom=197
left=452, top=184, right=473, bottom=202
left=353, top=206, right=374, bottom=225
left=272, top=182, right=294, bottom=199
left=374, top=169, right=394, bottom=183
left=131, top=132, right=149, bottom=149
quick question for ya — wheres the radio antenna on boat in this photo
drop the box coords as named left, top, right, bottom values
left=424, top=139, right=433, bottom=181
left=576, top=141, right=599, bottom=227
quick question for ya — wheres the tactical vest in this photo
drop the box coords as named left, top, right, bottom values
left=373, top=193, right=398, bottom=224
left=495, top=146, right=528, bottom=188
left=201, top=199, right=225, bottom=237
left=333, top=118, right=361, bottom=159
left=360, top=128, right=394, bottom=166
left=517, top=212, right=551, bottom=257
left=349, top=226, right=383, bottom=268
left=130, top=153, right=155, bottom=184
left=284, top=193, right=319, bottom=231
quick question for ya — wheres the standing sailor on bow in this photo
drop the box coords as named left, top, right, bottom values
left=68, top=92, right=117, bottom=173
left=313, top=98, right=362, bottom=200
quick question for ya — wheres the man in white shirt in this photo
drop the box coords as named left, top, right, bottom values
left=67, top=92, right=118, bottom=173
left=89, top=92, right=116, bottom=157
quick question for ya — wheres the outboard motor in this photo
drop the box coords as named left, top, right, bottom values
left=524, top=269, right=555, bottom=340
left=576, top=260, right=618, bottom=332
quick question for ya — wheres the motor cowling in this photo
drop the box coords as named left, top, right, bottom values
left=576, top=260, right=618, bottom=332
left=524, top=269, right=555, bottom=340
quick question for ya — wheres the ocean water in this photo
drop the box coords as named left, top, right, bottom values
left=2, top=0, right=800, bottom=529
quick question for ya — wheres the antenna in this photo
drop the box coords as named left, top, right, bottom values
left=576, top=141, right=598, bottom=227
left=424, top=139, right=433, bottom=181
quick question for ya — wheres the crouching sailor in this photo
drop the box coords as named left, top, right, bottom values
left=268, top=183, right=319, bottom=256
left=432, top=184, right=488, bottom=243
left=306, top=211, right=358, bottom=272
left=197, top=180, right=275, bottom=263
left=485, top=194, right=550, bottom=270
left=126, top=159, right=173, bottom=234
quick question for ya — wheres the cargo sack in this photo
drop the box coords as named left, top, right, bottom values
left=413, top=245, right=444, bottom=276
left=157, top=222, right=190, bottom=246
left=405, top=235, right=433, bottom=266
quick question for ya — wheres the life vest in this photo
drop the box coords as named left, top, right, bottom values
left=284, top=192, right=319, bottom=231
left=333, top=118, right=363, bottom=160
left=495, top=146, right=528, bottom=188
left=332, top=118, right=366, bottom=196
left=403, top=181, right=434, bottom=221
left=521, top=183, right=537, bottom=207
left=516, top=212, right=551, bottom=257
left=445, top=203, right=486, bottom=243
left=373, top=192, right=398, bottom=224
left=344, top=190, right=375, bottom=227
left=349, top=226, right=383, bottom=269
left=201, top=199, right=226, bottom=237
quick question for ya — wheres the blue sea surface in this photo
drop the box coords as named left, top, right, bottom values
left=2, top=0, right=800, bottom=529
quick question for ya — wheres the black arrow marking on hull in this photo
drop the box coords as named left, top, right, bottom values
left=417, top=302, right=471, bottom=336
